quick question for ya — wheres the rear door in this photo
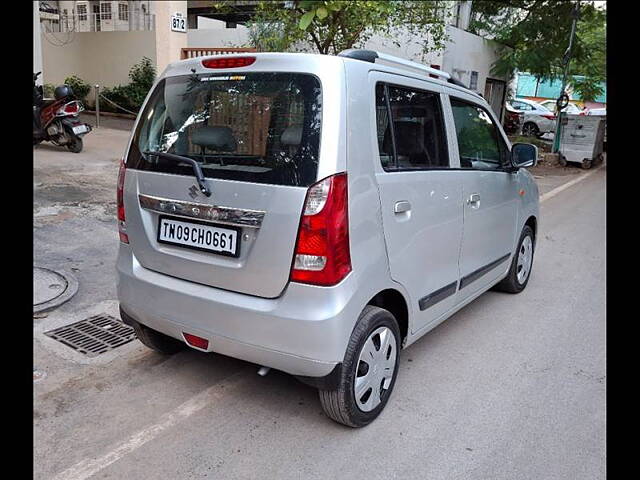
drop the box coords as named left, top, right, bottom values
left=371, top=74, right=464, bottom=334
left=448, top=96, right=519, bottom=298
left=123, top=70, right=330, bottom=298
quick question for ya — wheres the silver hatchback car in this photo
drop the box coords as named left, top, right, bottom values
left=116, top=50, right=539, bottom=427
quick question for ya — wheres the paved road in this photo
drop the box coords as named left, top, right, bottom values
left=34, top=129, right=605, bottom=480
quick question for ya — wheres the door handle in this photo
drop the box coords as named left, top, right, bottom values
left=467, top=193, right=480, bottom=209
left=394, top=200, right=411, bottom=214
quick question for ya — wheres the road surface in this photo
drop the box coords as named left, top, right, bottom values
left=34, top=132, right=605, bottom=480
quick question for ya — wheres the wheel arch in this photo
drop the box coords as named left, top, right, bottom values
left=525, top=215, right=537, bottom=243
left=366, top=288, right=409, bottom=347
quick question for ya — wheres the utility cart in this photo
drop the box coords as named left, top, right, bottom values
left=558, top=114, right=606, bottom=169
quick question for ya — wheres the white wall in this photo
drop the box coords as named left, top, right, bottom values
left=34, top=3, right=43, bottom=84
left=187, top=17, right=251, bottom=48
left=41, top=30, right=156, bottom=95
left=154, top=0, right=188, bottom=75
left=362, top=30, right=445, bottom=68
left=441, top=25, right=508, bottom=92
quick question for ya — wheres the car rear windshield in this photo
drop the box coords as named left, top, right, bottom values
left=127, top=72, right=322, bottom=187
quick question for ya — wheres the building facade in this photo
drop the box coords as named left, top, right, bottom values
left=36, top=0, right=510, bottom=119
left=36, top=1, right=187, bottom=96
left=186, top=1, right=511, bottom=119
left=39, top=1, right=156, bottom=33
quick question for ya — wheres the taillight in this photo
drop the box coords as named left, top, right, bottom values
left=117, top=159, right=128, bottom=244
left=56, top=101, right=81, bottom=116
left=201, top=56, right=256, bottom=69
left=290, top=173, right=351, bottom=286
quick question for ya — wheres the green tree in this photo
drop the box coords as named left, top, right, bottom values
left=214, top=1, right=448, bottom=57
left=469, top=1, right=606, bottom=101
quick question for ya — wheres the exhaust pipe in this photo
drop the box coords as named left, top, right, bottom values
left=257, top=366, right=271, bottom=377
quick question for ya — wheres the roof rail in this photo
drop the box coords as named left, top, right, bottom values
left=338, top=49, right=451, bottom=81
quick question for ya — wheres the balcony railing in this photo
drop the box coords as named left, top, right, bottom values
left=41, top=13, right=156, bottom=33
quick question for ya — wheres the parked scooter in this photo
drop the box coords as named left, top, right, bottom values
left=33, top=72, right=92, bottom=153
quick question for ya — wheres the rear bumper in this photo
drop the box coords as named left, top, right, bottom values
left=116, top=245, right=357, bottom=377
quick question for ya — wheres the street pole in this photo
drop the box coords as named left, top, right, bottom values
left=95, top=84, right=100, bottom=128
left=552, top=2, right=580, bottom=153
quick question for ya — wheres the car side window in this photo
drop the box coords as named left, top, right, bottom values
left=375, top=84, right=393, bottom=169
left=450, top=98, right=508, bottom=170
left=375, top=82, right=449, bottom=170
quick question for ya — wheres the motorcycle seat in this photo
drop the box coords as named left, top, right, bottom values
left=41, top=98, right=57, bottom=108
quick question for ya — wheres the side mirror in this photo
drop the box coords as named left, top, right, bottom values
left=511, top=143, right=538, bottom=169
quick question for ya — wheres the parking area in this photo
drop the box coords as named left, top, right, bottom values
left=34, top=126, right=605, bottom=480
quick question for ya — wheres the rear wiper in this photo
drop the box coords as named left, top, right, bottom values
left=143, top=151, right=211, bottom=197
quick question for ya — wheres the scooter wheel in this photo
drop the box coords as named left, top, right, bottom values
left=67, top=135, right=83, bottom=153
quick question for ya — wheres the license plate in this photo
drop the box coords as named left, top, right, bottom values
left=157, top=216, right=240, bottom=257
left=72, top=125, right=89, bottom=134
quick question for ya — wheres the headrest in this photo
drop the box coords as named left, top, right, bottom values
left=191, top=126, right=237, bottom=152
left=382, top=121, right=424, bottom=156
left=281, top=125, right=303, bottom=146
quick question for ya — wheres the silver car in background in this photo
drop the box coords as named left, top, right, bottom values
left=116, top=50, right=539, bottom=427
left=509, top=97, right=557, bottom=137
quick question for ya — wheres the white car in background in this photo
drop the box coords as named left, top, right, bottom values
left=538, top=100, right=585, bottom=116
left=508, top=98, right=556, bottom=137
left=586, top=107, right=606, bottom=116
left=585, top=107, right=607, bottom=150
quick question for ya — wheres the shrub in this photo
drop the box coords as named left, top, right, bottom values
left=43, top=83, right=56, bottom=98
left=100, top=85, right=139, bottom=113
left=100, top=57, right=156, bottom=114
left=64, top=75, right=91, bottom=103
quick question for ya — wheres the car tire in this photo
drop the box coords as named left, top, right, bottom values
left=522, top=122, right=539, bottom=137
left=559, top=155, right=568, bottom=167
left=581, top=159, right=592, bottom=170
left=318, top=305, right=401, bottom=428
left=132, top=322, right=185, bottom=355
left=494, top=225, right=535, bottom=294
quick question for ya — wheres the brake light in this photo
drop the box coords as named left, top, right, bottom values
left=290, top=173, right=351, bottom=286
left=201, top=56, right=256, bottom=69
left=56, top=101, right=82, bottom=116
left=117, top=159, right=128, bottom=244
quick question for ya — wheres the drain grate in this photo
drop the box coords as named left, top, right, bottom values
left=44, top=314, right=136, bottom=357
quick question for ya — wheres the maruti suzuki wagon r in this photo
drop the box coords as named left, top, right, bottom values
left=116, top=50, right=539, bottom=427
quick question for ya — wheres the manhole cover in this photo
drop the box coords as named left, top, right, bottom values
left=33, top=267, right=78, bottom=313
left=44, top=314, right=136, bottom=357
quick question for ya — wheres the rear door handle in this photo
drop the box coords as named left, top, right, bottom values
left=394, top=200, right=411, bottom=214
left=467, top=193, right=480, bottom=209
